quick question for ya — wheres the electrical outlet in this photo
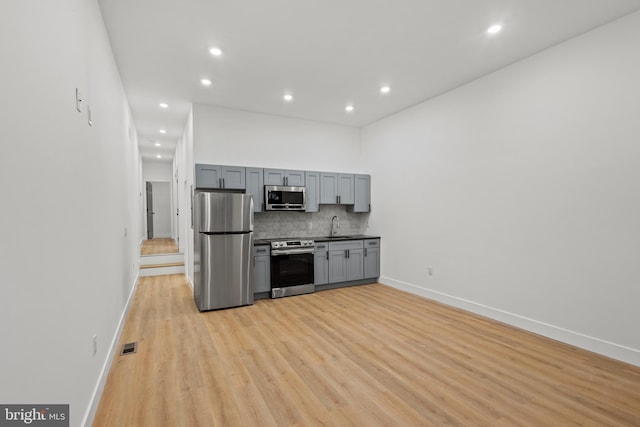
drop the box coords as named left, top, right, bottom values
left=428, top=266, right=433, bottom=276
left=92, top=335, right=98, bottom=357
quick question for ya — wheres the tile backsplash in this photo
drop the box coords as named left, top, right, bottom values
left=254, top=205, right=370, bottom=239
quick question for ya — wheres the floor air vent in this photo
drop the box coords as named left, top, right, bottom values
left=121, top=342, right=138, bottom=355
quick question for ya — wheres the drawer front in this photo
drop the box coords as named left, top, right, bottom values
left=328, top=240, right=363, bottom=251
left=364, top=239, right=380, bottom=248
left=253, top=245, right=270, bottom=256
left=315, top=242, right=328, bottom=251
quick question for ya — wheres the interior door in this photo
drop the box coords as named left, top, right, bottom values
left=146, top=181, right=154, bottom=239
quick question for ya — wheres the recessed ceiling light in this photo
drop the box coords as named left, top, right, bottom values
left=154, top=142, right=161, bottom=147
left=487, top=24, right=502, bottom=34
left=380, top=86, right=391, bottom=94
left=156, top=154, right=162, bottom=159
left=159, top=102, right=168, bottom=109
left=200, top=78, right=212, bottom=86
left=209, top=47, right=222, bottom=57
left=159, top=129, right=166, bottom=134
left=345, top=105, right=354, bottom=113
left=283, top=93, right=293, bottom=102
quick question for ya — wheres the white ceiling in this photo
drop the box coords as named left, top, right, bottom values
left=98, top=0, right=640, bottom=162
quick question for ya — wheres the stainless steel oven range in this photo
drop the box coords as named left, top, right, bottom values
left=270, top=239, right=315, bottom=298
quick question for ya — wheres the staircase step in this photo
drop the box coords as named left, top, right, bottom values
left=140, top=253, right=184, bottom=266
left=140, top=262, right=184, bottom=269
left=139, top=253, right=186, bottom=277
left=139, top=264, right=185, bottom=277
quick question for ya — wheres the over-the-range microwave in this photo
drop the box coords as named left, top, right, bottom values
left=264, top=185, right=306, bottom=211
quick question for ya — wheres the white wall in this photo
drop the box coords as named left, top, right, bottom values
left=176, top=107, right=194, bottom=281
left=193, top=104, right=362, bottom=171
left=0, top=1, right=142, bottom=425
left=142, top=160, right=173, bottom=182
left=361, top=11, right=640, bottom=365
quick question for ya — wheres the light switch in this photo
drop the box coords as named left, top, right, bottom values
left=76, top=88, right=83, bottom=112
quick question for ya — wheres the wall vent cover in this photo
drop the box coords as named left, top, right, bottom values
left=121, top=342, right=138, bottom=355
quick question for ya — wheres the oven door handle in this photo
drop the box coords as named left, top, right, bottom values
left=271, top=248, right=315, bottom=256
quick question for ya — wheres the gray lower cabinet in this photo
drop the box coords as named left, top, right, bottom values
left=328, top=240, right=364, bottom=283
left=305, top=171, right=320, bottom=212
left=246, top=167, right=264, bottom=212
left=314, top=242, right=329, bottom=284
left=195, top=164, right=246, bottom=189
left=253, top=246, right=271, bottom=293
left=264, top=168, right=305, bottom=186
left=363, top=238, right=380, bottom=278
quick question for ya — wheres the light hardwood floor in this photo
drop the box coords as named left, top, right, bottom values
left=94, top=275, right=640, bottom=426
left=140, top=238, right=179, bottom=255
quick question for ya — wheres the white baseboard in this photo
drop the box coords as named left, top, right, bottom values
left=380, top=276, right=640, bottom=367
left=81, top=272, right=140, bottom=427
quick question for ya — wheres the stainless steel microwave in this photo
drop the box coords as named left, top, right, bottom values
left=264, top=185, right=306, bottom=211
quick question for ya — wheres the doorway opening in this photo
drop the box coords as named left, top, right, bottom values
left=145, top=181, right=172, bottom=240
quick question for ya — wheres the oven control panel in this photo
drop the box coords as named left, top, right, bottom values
left=271, top=240, right=314, bottom=249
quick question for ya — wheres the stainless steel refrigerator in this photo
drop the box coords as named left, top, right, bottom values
left=193, top=191, right=254, bottom=311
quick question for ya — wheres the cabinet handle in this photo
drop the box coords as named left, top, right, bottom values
left=218, top=178, right=222, bottom=188
left=336, top=195, right=339, bottom=204
left=326, top=251, right=329, bottom=260
left=365, top=248, right=368, bottom=256
left=222, top=178, right=225, bottom=188
left=338, top=195, right=341, bottom=204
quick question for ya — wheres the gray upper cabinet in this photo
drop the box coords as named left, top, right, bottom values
left=195, top=164, right=221, bottom=189
left=320, top=172, right=354, bottom=205
left=305, top=171, right=320, bottom=212
left=353, top=174, right=371, bottom=212
left=264, top=168, right=305, bottom=186
left=195, top=164, right=246, bottom=189
left=363, top=238, right=380, bottom=279
left=246, top=168, right=264, bottom=212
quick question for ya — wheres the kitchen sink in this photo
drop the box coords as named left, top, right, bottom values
left=323, top=235, right=356, bottom=240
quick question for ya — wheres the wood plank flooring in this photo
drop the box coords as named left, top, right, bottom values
left=94, top=275, right=640, bottom=426
left=140, top=238, right=179, bottom=255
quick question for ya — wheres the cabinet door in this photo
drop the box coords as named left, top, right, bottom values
left=345, top=248, right=364, bottom=281
left=328, top=250, right=347, bottom=283
left=320, top=172, right=338, bottom=204
left=195, top=164, right=221, bottom=189
left=314, top=250, right=329, bottom=285
left=337, top=174, right=355, bottom=204
left=286, top=170, right=305, bottom=186
left=364, top=247, right=380, bottom=279
left=305, top=171, right=320, bottom=212
left=253, top=248, right=271, bottom=293
left=221, top=166, right=246, bottom=189
left=246, top=168, right=264, bottom=212
left=264, top=168, right=286, bottom=186
left=353, top=174, right=370, bottom=212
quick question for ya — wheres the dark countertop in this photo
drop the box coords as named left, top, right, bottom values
left=254, top=235, right=380, bottom=245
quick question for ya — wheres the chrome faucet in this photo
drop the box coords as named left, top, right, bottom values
left=330, top=215, right=339, bottom=237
